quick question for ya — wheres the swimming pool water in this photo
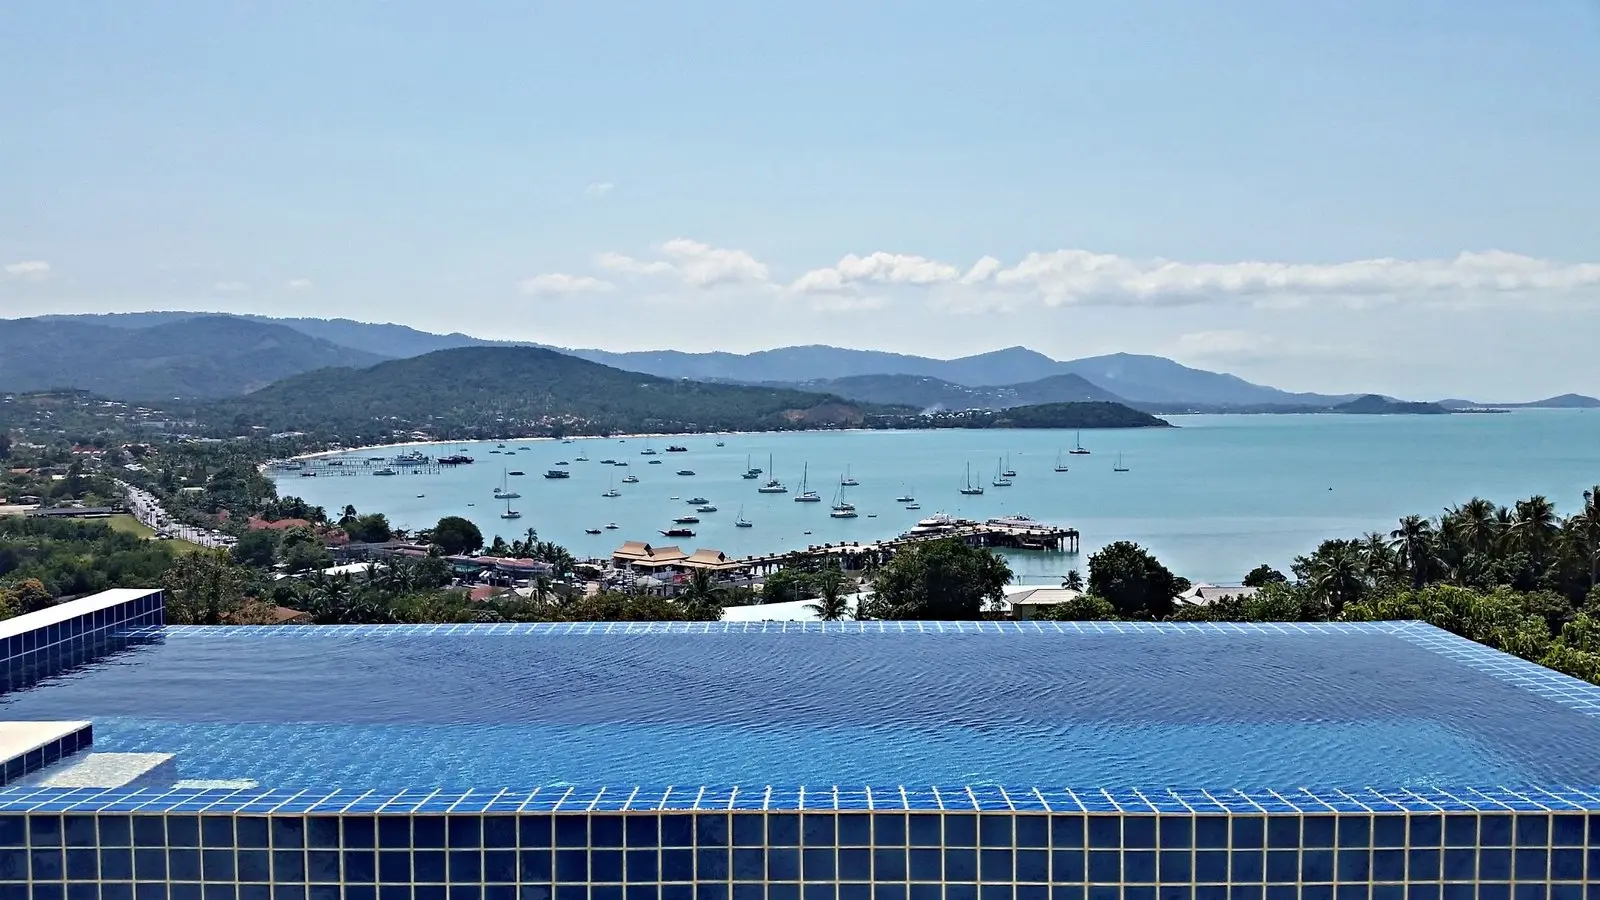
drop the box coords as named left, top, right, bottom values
left=5, top=625, right=1600, bottom=793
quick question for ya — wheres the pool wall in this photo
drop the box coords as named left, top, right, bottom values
left=1, top=590, right=1598, bottom=895
left=0, top=589, right=164, bottom=695
left=0, top=808, right=1594, bottom=898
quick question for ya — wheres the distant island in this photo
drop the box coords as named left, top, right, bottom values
left=878, top=401, right=1171, bottom=430
left=1329, top=395, right=1451, bottom=415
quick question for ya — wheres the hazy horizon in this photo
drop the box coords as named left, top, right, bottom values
left=4, top=2, right=1598, bottom=398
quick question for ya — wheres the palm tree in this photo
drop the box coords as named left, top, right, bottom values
left=1357, top=531, right=1397, bottom=586
left=806, top=566, right=851, bottom=621
left=677, top=568, right=724, bottom=620
left=1389, top=515, right=1437, bottom=588
left=1512, top=495, right=1560, bottom=570
left=1307, top=540, right=1365, bottom=615
left=1572, top=485, right=1600, bottom=591
left=1062, top=569, right=1085, bottom=592
left=1445, top=497, right=1498, bottom=557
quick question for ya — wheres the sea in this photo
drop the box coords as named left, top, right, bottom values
left=271, top=411, right=1600, bottom=585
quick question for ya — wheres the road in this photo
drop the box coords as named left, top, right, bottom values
left=114, top=480, right=236, bottom=549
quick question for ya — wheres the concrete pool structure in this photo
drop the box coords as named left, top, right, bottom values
left=0, top=589, right=1597, bottom=898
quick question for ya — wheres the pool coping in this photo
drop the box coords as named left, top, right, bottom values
left=9, top=617, right=1600, bottom=815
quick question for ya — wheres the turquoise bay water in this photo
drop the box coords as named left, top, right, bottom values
left=273, top=411, right=1600, bottom=584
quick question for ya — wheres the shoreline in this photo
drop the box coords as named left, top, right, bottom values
left=277, top=424, right=1174, bottom=466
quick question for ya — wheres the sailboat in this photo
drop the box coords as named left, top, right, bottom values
left=794, top=462, right=821, bottom=502
left=500, top=497, right=522, bottom=519
left=640, top=440, right=656, bottom=456
left=1070, top=431, right=1091, bottom=455
left=735, top=505, right=753, bottom=528
left=895, top=485, right=915, bottom=503
left=493, top=469, right=521, bottom=500
left=1001, top=454, right=1016, bottom=478
left=959, top=463, right=985, bottom=495
left=991, top=457, right=1013, bottom=487
left=602, top=474, right=621, bottom=498
left=1054, top=450, right=1070, bottom=473
left=1113, top=452, right=1129, bottom=473
left=830, top=479, right=859, bottom=518
left=840, top=464, right=859, bottom=487
left=741, top=454, right=760, bottom=479
left=758, top=454, right=787, bottom=493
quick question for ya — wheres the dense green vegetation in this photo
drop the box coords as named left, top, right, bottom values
left=0, top=517, right=183, bottom=599
left=873, top=401, right=1170, bottom=430
left=1040, top=486, right=1600, bottom=685
left=203, top=346, right=893, bottom=443
left=859, top=539, right=1014, bottom=619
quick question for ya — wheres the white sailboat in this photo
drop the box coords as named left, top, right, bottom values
left=840, top=464, right=859, bottom=487
left=959, top=462, right=984, bottom=495
left=1054, top=450, right=1069, bottom=473
left=1070, top=431, right=1091, bottom=455
left=830, top=478, right=858, bottom=518
left=1114, top=452, right=1129, bottom=472
left=735, top=505, right=753, bottom=528
left=794, top=462, right=821, bottom=502
left=758, top=453, right=787, bottom=493
left=500, top=496, right=521, bottom=519
left=493, top=468, right=521, bottom=500
left=991, top=457, right=1013, bottom=487
left=742, top=454, right=759, bottom=479
left=1001, top=454, right=1016, bottom=478
left=602, top=473, right=621, bottom=498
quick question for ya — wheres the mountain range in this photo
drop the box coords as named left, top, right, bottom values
left=11, top=311, right=1598, bottom=410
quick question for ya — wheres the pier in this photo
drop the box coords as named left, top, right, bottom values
left=610, top=517, right=1078, bottom=580
left=266, top=456, right=443, bottom=477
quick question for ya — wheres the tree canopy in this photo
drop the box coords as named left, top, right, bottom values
left=430, top=516, right=484, bottom=556
left=1087, top=541, right=1184, bottom=619
left=861, top=539, right=1011, bottom=620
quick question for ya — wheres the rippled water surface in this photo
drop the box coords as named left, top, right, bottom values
left=270, top=411, right=1600, bottom=583
left=7, top=630, right=1600, bottom=792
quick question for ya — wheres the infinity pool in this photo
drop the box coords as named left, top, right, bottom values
left=6, top=622, right=1600, bottom=793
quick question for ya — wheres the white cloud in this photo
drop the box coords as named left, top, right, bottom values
left=3, top=260, right=50, bottom=280
left=792, top=252, right=961, bottom=294
left=584, top=181, right=614, bottom=198
left=286, top=278, right=314, bottom=291
left=517, top=273, right=615, bottom=296
left=977, top=249, right=1600, bottom=308
left=213, top=281, right=249, bottom=293
left=598, top=239, right=770, bottom=289
left=521, top=242, right=1600, bottom=314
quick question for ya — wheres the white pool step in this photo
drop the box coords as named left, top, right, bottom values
left=26, top=752, right=176, bottom=788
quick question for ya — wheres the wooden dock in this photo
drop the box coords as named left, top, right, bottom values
left=267, top=458, right=441, bottom=477
left=732, top=519, right=1079, bottom=575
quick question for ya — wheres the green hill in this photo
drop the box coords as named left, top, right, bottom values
left=1331, top=395, right=1451, bottom=415
left=207, top=346, right=896, bottom=442
left=768, top=372, right=1126, bottom=410
left=0, top=315, right=386, bottom=400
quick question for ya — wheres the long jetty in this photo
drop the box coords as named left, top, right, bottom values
left=737, top=519, right=1079, bottom=575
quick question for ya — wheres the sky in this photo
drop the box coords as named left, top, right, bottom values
left=2, top=1, right=1599, bottom=400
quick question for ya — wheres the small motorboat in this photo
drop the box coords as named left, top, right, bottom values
left=585, top=528, right=602, bottom=535
left=687, top=497, right=709, bottom=505
left=673, top=515, right=700, bottom=524
left=661, top=528, right=695, bottom=538
left=508, top=470, right=525, bottom=476
left=649, top=460, right=662, bottom=464
left=677, top=470, right=695, bottom=476
left=696, top=505, right=717, bottom=513
left=604, top=523, right=619, bottom=530
left=621, top=475, right=639, bottom=483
